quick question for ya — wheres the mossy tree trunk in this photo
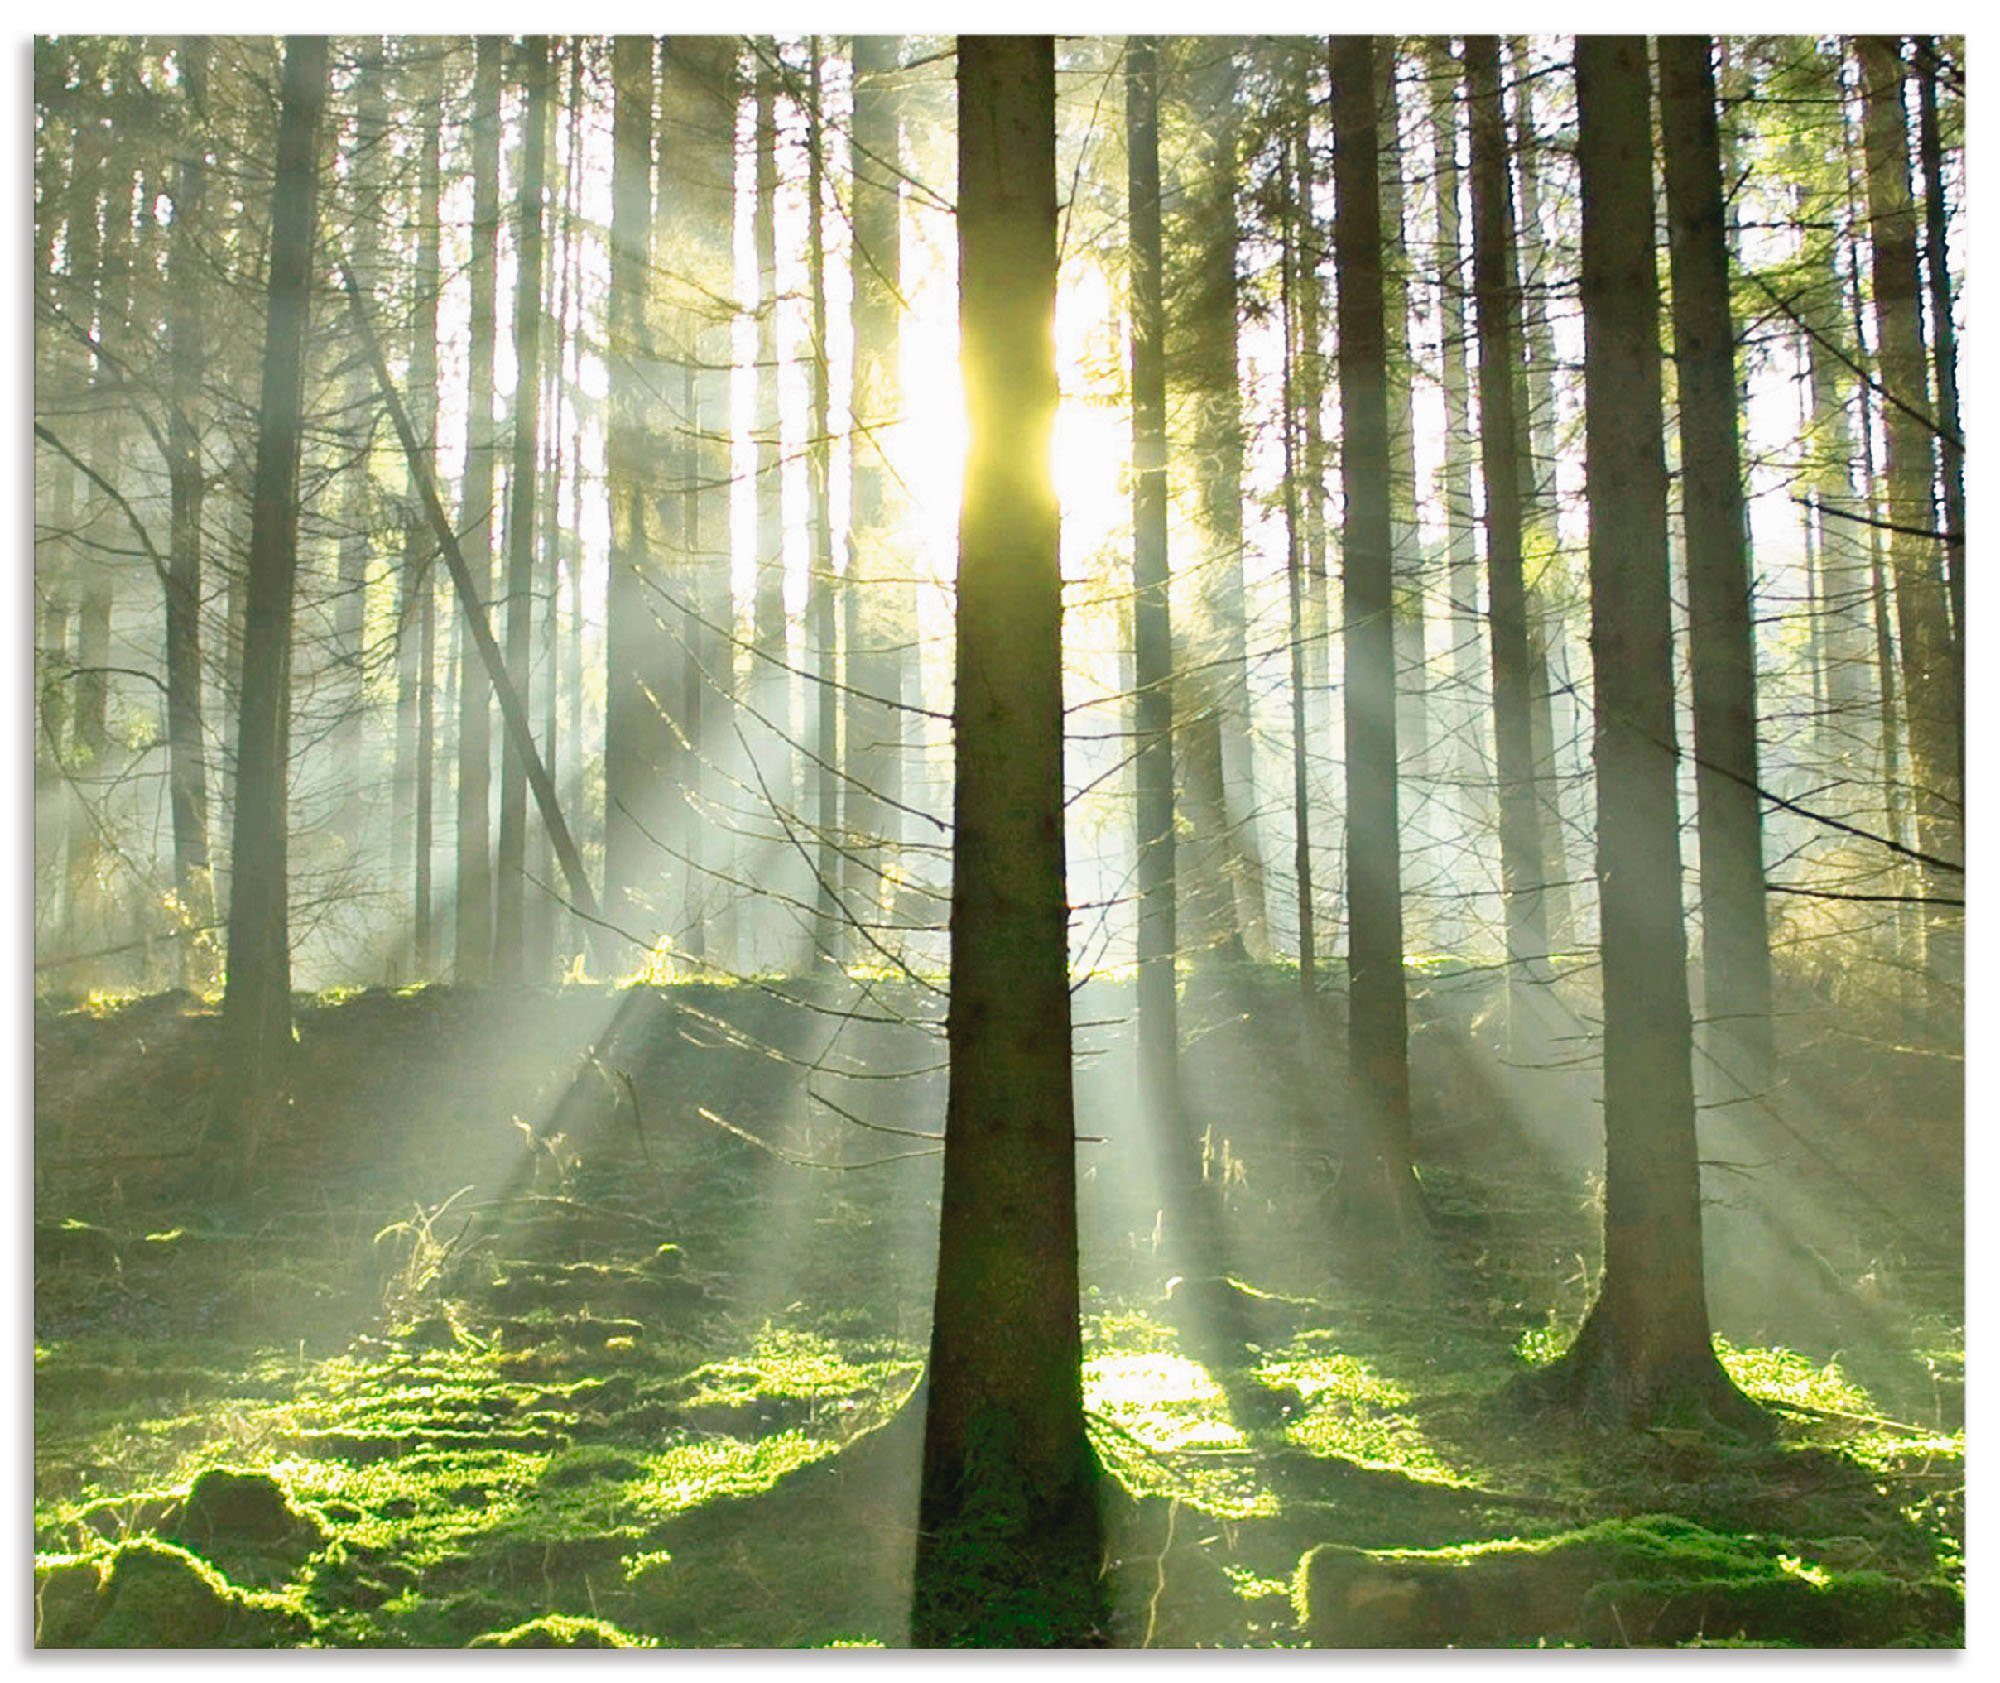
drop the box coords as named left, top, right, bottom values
left=913, top=35, right=1104, bottom=1649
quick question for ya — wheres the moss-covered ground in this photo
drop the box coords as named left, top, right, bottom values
left=34, top=966, right=1962, bottom=1647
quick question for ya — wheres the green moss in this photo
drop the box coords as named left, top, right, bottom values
left=84, top=1539, right=311, bottom=1648
left=468, top=1613, right=655, bottom=1647
left=179, top=1466, right=327, bottom=1550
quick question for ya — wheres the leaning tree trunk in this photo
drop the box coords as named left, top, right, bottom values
left=1659, top=36, right=1774, bottom=1100
left=209, top=34, right=328, bottom=1186
left=1541, top=36, right=1754, bottom=1428
left=1331, top=34, right=1419, bottom=1229
left=913, top=34, right=1104, bottom=1650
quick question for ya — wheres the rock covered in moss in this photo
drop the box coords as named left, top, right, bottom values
left=177, top=1467, right=327, bottom=1552
left=468, top=1614, right=653, bottom=1648
left=81, top=1539, right=310, bottom=1648
left=1296, top=1516, right=1960, bottom=1649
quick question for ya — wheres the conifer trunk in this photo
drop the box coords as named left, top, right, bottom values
left=915, top=35, right=1103, bottom=1648
left=210, top=34, right=328, bottom=1183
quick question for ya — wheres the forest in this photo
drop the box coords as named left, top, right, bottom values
left=30, top=31, right=1965, bottom=1649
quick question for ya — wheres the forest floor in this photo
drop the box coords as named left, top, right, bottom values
left=33, top=964, right=1964, bottom=1648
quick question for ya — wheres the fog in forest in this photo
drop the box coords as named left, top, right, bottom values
left=32, top=32, right=1964, bottom=1650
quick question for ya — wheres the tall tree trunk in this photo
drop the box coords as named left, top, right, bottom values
left=1126, top=34, right=1178, bottom=1131
left=1546, top=36, right=1752, bottom=1427
left=1279, top=131, right=1316, bottom=1014
left=1465, top=35, right=1552, bottom=1050
left=1424, top=39, right=1494, bottom=928
left=1182, top=41, right=1269, bottom=962
left=846, top=34, right=910, bottom=947
left=210, top=34, right=328, bottom=1183
left=1331, top=34, right=1418, bottom=1224
left=1660, top=37, right=1774, bottom=1100
left=405, top=44, right=443, bottom=979
left=915, top=38, right=1103, bottom=1647
left=165, top=35, right=215, bottom=989
left=603, top=37, right=673, bottom=959
left=806, top=43, right=842, bottom=970
left=494, top=36, right=550, bottom=984
left=1507, top=37, right=1579, bottom=950
left=1910, top=37, right=1964, bottom=776
left=455, top=36, right=503, bottom=981
left=750, top=49, right=789, bottom=783
left=1856, top=34, right=1962, bottom=989
left=337, top=45, right=385, bottom=858
left=1377, top=43, right=1430, bottom=879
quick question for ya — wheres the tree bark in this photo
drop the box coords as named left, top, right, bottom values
left=1546, top=36, right=1752, bottom=1427
left=494, top=36, right=549, bottom=983
left=1127, top=35, right=1178, bottom=1127
left=165, top=35, right=215, bottom=989
left=210, top=34, right=329, bottom=1184
left=1660, top=36, right=1774, bottom=1099
left=914, top=34, right=1103, bottom=1649
left=1465, top=35, right=1553, bottom=1050
left=1331, top=34, right=1418, bottom=1222
left=1856, top=35, right=1962, bottom=988
left=454, top=36, right=503, bottom=982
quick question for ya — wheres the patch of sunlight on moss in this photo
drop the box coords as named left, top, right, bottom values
left=620, top=1430, right=827, bottom=1523
left=1083, top=1308, right=1179, bottom=1357
left=1084, top=1353, right=1279, bottom=1519
left=680, top=1324, right=911, bottom=1411
left=1715, top=1339, right=1874, bottom=1415
left=1260, top=1333, right=1470, bottom=1487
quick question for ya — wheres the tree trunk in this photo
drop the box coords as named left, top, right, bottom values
left=806, top=43, right=842, bottom=971
left=455, top=36, right=503, bottom=982
left=602, top=35, right=663, bottom=952
left=1856, top=35, right=1962, bottom=988
left=1911, top=37, right=1964, bottom=708
left=1126, top=33, right=1179, bottom=1130
left=1181, top=42, right=1269, bottom=962
left=405, top=44, right=443, bottom=979
left=1465, top=35, right=1552, bottom=1051
left=914, top=35, right=1104, bottom=1649
left=1660, top=37, right=1774, bottom=1101
left=209, top=34, right=328, bottom=1184
left=1331, top=34, right=1418, bottom=1224
left=1425, top=39, right=1494, bottom=936
left=494, top=35, right=550, bottom=984
left=1546, top=36, right=1752, bottom=1428
left=846, top=34, right=910, bottom=950
left=165, top=35, right=215, bottom=990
